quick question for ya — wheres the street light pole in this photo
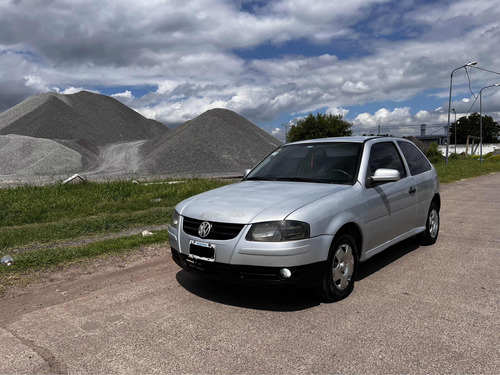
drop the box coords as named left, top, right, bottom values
left=281, top=123, right=288, bottom=143
left=452, top=108, right=456, bottom=154
left=479, top=83, right=500, bottom=163
left=446, top=61, right=478, bottom=166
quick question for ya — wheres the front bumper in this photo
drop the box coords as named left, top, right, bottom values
left=171, top=247, right=325, bottom=287
left=168, top=220, right=332, bottom=288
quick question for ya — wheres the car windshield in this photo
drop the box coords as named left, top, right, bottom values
left=245, top=142, right=362, bottom=184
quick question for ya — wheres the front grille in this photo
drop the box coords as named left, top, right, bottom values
left=182, top=216, right=245, bottom=240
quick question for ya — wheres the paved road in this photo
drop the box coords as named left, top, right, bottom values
left=1, top=174, right=499, bottom=374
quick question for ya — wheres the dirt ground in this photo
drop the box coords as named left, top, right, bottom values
left=0, top=244, right=169, bottom=327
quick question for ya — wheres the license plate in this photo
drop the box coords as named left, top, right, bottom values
left=189, top=240, right=216, bottom=262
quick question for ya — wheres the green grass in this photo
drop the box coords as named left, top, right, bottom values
left=433, top=156, right=500, bottom=183
left=0, top=178, right=232, bottom=279
left=0, top=231, right=168, bottom=275
left=0, top=178, right=229, bottom=227
left=0, top=207, right=172, bottom=249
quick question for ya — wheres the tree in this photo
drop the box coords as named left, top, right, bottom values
left=450, top=113, right=500, bottom=144
left=286, top=113, right=353, bottom=143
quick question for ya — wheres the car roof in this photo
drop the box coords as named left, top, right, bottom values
left=288, top=136, right=406, bottom=145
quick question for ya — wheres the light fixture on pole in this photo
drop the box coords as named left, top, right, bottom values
left=446, top=61, right=478, bottom=166
left=479, top=83, right=500, bottom=163
left=452, top=108, right=457, bottom=154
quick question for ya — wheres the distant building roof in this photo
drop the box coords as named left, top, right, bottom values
left=415, top=135, right=447, bottom=145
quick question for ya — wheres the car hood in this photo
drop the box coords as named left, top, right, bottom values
left=177, top=181, right=350, bottom=224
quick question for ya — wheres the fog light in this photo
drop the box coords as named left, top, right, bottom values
left=280, top=268, right=292, bottom=279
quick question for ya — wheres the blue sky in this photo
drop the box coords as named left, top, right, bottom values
left=1, top=0, right=500, bottom=141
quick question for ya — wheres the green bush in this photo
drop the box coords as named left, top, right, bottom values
left=426, top=143, right=443, bottom=164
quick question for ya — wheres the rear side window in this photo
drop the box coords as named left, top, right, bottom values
left=367, top=142, right=407, bottom=178
left=398, top=141, right=431, bottom=175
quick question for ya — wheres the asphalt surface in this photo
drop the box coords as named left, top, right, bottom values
left=1, top=173, right=499, bottom=374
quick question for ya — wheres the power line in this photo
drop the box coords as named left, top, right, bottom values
left=471, top=66, right=500, bottom=76
left=465, top=95, right=480, bottom=116
left=465, top=67, right=478, bottom=99
left=430, top=126, right=446, bottom=135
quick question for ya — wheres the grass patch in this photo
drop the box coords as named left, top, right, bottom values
left=0, top=231, right=168, bottom=275
left=434, top=156, right=500, bottom=183
left=0, top=178, right=229, bottom=227
left=0, top=178, right=232, bottom=276
left=0, top=207, right=173, bottom=250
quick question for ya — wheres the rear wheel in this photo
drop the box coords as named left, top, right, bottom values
left=321, top=234, right=358, bottom=301
left=417, top=202, right=440, bottom=245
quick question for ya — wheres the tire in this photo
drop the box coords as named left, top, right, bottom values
left=321, top=234, right=358, bottom=302
left=417, top=202, right=440, bottom=245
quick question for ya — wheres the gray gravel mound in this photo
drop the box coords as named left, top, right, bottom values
left=0, top=100, right=282, bottom=184
left=0, top=91, right=169, bottom=146
left=140, top=108, right=282, bottom=175
left=0, top=134, right=82, bottom=176
left=56, top=138, right=101, bottom=171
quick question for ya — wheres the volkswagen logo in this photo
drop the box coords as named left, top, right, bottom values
left=198, top=221, right=212, bottom=238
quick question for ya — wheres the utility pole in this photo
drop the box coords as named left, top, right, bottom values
left=452, top=108, right=456, bottom=154
left=281, top=123, right=288, bottom=143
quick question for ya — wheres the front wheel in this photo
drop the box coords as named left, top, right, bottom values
left=417, top=202, right=440, bottom=245
left=321, top=234, right=358, bottom=302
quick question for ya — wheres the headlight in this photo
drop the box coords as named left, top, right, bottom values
left=171, top=210, right=180, bottom=229
left=246, top=221, right=310, bottom=242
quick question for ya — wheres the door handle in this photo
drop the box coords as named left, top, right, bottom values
left=409, top=186, right=417, bottom=195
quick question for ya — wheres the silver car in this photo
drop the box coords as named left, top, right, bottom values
left=168, top=136, right=440, bottom=301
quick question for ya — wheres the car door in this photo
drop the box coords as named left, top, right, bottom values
left=397, top=140, right=436, bottom=229
left=363, top=141, right=417, bottom=251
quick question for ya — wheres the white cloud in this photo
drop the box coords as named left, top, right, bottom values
left=351, top=106, right=462, bottom=137
left=341, top=81, right=369, bottom=94
left=355, top=107, right=413, bottom=125
left=157, top=80, right=180, bottom=95
left=1, top=0, right=500, bottom=127
left=326, top=107, right=350, bottom=117
left=269, top=126, right=287, bottom=142
left=24, top=75, right=49, bottom=92
left=56, top=87, right=99, bottom=95
left=111, top=90, right=134, bottom=98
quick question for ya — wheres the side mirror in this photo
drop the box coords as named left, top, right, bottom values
left=372, top=168, right=400, bottom=183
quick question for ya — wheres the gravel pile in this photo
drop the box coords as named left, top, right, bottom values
left=0, top=91, right=169, bottom=146
left=0, top=134, right=82, bottom=176
left=57, top=138, right=101, bottom=171
left=0, top=94, right=282, bottom=184
left=140, top=108, right=282, bottom=175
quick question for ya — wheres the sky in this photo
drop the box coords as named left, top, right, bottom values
left=1, top=0, right=500, bottom=142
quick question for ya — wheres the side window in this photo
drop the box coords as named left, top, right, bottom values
left=367, top=142, right=407, bottom=178
left=398, top=141, right=431, bottom=175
